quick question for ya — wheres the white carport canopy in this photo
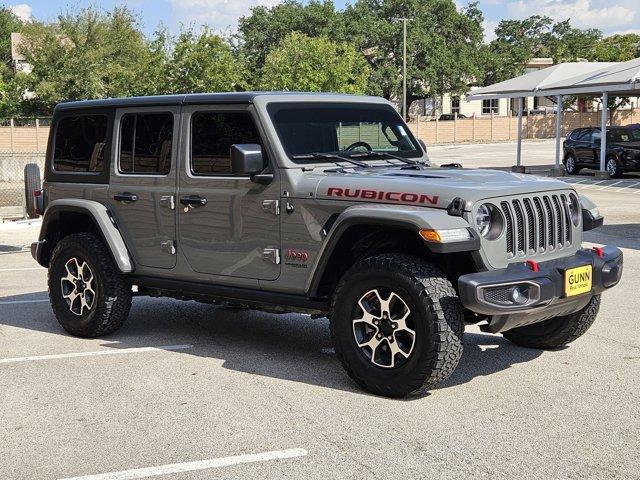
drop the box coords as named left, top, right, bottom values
left=466, top=59, right=640, bottom=176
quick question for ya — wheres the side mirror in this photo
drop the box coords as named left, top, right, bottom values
left=231, top=144, right=273, bottom=184
left=418, top=139, right=428, bottom=152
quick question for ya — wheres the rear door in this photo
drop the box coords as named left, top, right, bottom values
left=107, top=107, right=179, bottom=269
left=572, top=129, right=592, bottom=162
left=177, top=104, right=281, bottom=280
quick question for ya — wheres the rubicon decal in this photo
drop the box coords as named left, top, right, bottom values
left=327, top=187, right=439, bottom=205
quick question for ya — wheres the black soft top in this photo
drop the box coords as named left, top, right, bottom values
left=53, top=91, right=359, bottom=112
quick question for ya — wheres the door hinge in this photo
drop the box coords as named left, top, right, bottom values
left=161, top=240, right=176, bottom=255
left=262, top=199, right=280, bottom=216
left=262, top=248, right=280, bottom=265
left=160, top=195, right=175, bottom=210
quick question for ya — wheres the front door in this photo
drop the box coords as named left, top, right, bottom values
left=177, top=105, right=280, bottom=280
left=107, top=107, right=179, bottom=269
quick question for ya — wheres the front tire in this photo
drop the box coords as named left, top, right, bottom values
left=503, top=295, right=600, bottom=349
left=564, top=154, right=581, bottom=175
left=606, top=157, right=623, bottom=178
left=330, top=254, right=464, bottom=397
left=48, top=233, right=132, bottom=338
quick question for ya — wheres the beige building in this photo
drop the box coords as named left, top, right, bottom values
left=439, top=58, right=556, bottom=118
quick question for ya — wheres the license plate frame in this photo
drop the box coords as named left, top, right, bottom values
left=564, top=265, right=593, bottom=297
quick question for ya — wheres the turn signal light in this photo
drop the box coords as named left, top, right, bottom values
left=419, top=228, right=471, bottom=243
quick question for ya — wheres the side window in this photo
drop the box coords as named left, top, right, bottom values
left=591, top=130, right=601, bottom=142
left=119, top=112, right=173, bottom=175
left=191, top=111, right=263, bottom=176
left=53, top=115, right=108, bottom=173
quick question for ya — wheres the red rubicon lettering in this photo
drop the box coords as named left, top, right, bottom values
left=326, top=188, right=439, bottom=205
left=385, top=192, right=401, bottom=201
left=361, top=190, right=377, bottom=199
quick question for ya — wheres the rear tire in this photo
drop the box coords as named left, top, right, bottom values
left=48, top=232, right=132, bottom=338
left=330, top=254, right=464, bottom=397
left=503, top=295, right=600, bottom=349
left=24, top=163, right=41, bottom=219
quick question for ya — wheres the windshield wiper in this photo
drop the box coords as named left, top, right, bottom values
left=348, top=151, right=420, bottom=166
left=292, top=152, right=369, bottom=168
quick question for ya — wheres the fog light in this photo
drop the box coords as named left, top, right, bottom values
left=510, top=285, right=529, bottom=305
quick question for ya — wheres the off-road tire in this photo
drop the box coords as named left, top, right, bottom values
left=23, top=163, right=41, bottom=219
left=330, top=254, right=464, bottom=397
left=48, top=232, right=132, bottom=338
left=503, top=295, right=600, bottom=349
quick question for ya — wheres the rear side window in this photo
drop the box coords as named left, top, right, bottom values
left=53, top=115, right=108, bottom=173
left=119, top=113, right=173, bottom=175
left=191, top=112, right=263, bottom=176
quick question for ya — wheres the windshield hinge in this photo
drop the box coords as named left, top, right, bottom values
left=262, top=199, right=280, bottom=216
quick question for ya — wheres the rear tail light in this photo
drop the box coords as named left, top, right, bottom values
left=34, top=189, right=44, bottom=216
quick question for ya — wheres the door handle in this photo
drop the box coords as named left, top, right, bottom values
left=180, top=195, right=207, bottom=208
left=114, top=192, right=138, bottom=203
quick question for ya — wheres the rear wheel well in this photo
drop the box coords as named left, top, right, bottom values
left=40, top=211, right=101, bottom=266
left=313, top=224, right=477, bottom=299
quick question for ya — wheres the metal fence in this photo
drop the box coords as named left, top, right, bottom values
left=0, top=152, right=45, bottom=217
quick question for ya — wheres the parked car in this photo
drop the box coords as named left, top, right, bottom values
left=438, top=113, right=467, bottom=121
left=563, top=126, right=640, bottom=177
left=31, top=93, right=622, bottom=398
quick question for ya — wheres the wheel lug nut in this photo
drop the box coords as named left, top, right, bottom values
left=376, top=334, right=382, bottom=339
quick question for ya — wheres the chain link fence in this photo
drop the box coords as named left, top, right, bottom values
left=0, top=152, right=46, bottom=218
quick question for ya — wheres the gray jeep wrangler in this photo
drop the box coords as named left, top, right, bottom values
left=32, top=93, right=623, bottom=397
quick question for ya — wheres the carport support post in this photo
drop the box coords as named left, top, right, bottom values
left=596, top=91, right=610, bottom=179
left=512, top=97, right=525, bottom=173
left=550, top=94, right=565, bottom=177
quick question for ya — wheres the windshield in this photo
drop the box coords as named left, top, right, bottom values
left=608, top=129, right=640, bottom=143
left=267, top=102, right=423, bottom=162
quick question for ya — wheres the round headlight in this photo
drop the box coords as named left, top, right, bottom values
left=475, top=203, right=504, bottom=240
left=568, top=194, right=580, bottom=226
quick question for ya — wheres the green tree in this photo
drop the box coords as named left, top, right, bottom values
left=588, top=34, right=640, bottom=62
left=19, top=6, right=154, bottom=113
left=237, top=0, right=346, bottom=84
left=167, top=28, right=245, bottom=93
left=0, top=7, right=23, bottom=66
left=259, top=32, right=369, bottom=93
left=343, top=0, right=485, bottom=109
left=482, top=16, right=601, bottom=85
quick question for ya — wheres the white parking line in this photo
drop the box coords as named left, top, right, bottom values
left=0, top=298, right=49, bottom=305
left=598, top=181, right=622, bottom=190
left=0, top=345, right=193, bottom=364
left=616, top=182, right=640, bottom=192
left=0, top=267, right=44, bottom=272
left=57, top=448, right=308, bottom=480
left=581, top=180, right=606, bottom=189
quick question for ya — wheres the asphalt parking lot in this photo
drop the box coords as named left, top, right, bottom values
left=1, top=142, right=639, bottom=479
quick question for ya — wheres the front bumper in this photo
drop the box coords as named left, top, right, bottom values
left=458, top=246, right=623, bottom=333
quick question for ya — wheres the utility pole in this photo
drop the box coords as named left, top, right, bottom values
left=393, top=17, right=412, bottom=120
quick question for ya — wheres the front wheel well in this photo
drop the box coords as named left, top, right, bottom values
left=312, top=224, right=477, bottom=299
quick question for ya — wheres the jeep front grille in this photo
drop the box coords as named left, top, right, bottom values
left=500, top=194, right=573, bottom=257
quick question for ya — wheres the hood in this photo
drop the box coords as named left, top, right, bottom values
left=313, top=167, right=573, bottom=210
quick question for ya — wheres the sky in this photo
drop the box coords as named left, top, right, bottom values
left=5, top=0, right=640, bottom=41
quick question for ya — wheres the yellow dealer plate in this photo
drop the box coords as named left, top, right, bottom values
left=565, top=265, right=593, bottom=297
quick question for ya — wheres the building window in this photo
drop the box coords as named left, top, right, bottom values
left=482, top=99, right=499, bottom=115
left=53, top=115, right=108, bottom=173
left=451, top=96, right=460, bottom=115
